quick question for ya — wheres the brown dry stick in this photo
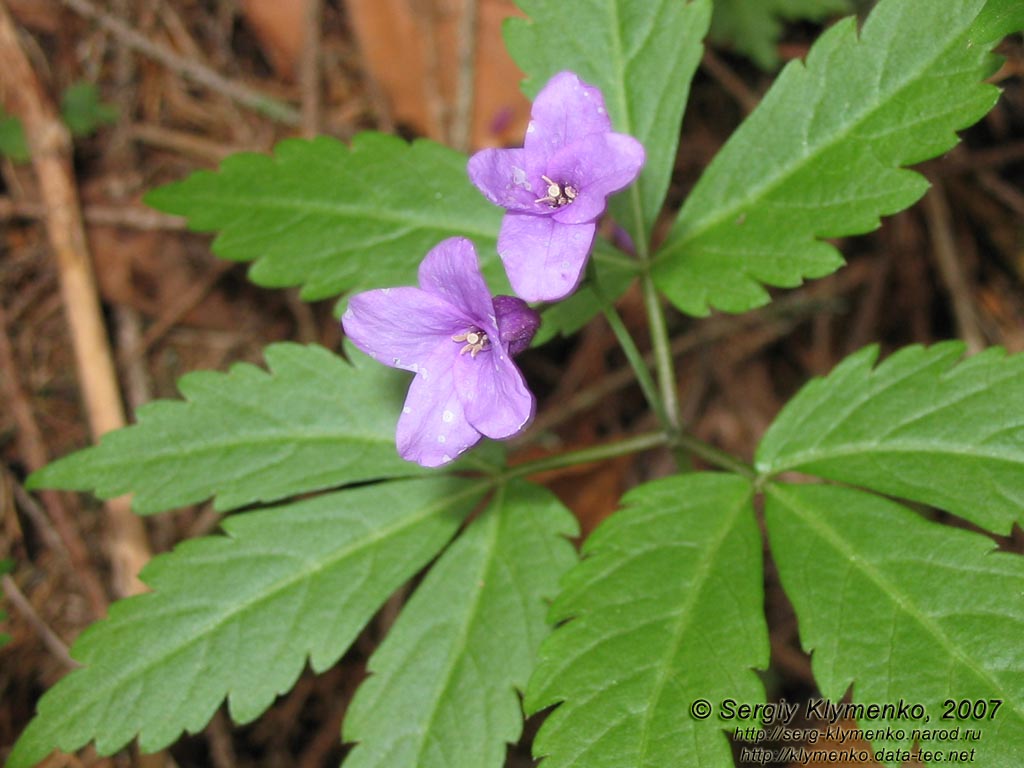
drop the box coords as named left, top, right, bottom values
left=0, top=0, right=151, bottom=598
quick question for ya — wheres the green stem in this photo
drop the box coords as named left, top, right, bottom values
left=675, top=433, right=756, bottom=479
left=640, top=271, right=680, bottom=431
left=499, top=432, right=670, bottom=482
left=495, top=430, right=754, bottom=485
left=620, top=178, right=680, bottom=433
left=587, top=261, right=671, bottom=431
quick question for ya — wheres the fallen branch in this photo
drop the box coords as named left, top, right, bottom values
left=0, top=0, right=151, bottom=598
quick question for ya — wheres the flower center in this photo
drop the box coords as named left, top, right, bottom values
left=535, top=175, right=578, bottom=208
left=452, top=328, right=490, bottom=357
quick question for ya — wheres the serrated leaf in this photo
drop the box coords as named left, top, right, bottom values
left=60, top=82, right=118, bottom=138
left=342, top=480, right=578, bottom=768
left=526, top=473, right=766, bottom=768
left=654, top=0, right=1023, bottom=315
left=505, top=0, right=712, bottom=245
left=6, top=477, right=488, bottom=768
left=710, top=0, right=854, bottom=70
left=757, top=342, right=1024, bottom=535
left=144, top=133, right=507, bottom=302
left=765, top=482, right=1024, bottom=765
left=29, top=343, right=421, bottom=515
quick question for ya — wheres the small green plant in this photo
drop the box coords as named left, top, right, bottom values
left=0, top=107, right=29, bottom=163
left=9, top=1, right=1023, bottom=766
left=0, top=81, right=116, bottom=163
left=59, top=81, right=118, bottom=138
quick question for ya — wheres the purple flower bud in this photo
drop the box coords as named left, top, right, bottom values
left=468, top=71, right=645, bottom=302
left=493, top=295, right=540, bottom=357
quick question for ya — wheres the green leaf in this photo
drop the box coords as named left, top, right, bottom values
left=505, top=0, right=712, bottom=244
left=144, top=133, right=507, bottom=302
left=0, top=107, right=29, bottom=163
left=710, top=0, right=854, bottom=70
left=60, top=82, right=118, bottom=138
left=7, top=477, right=488, bottom=768
left=765, top=482, right=1024, bottom=765
left=654, top=0, right=1023, bottom=315
left=526, top=473, right=767, bottom=768
left=8, top=479, right=487, bottom=765
left=757, top=342, right=1024, bottom=535
left=29, top=343, right=422, bottom=515
left=342, top=480, right=578, bottom=768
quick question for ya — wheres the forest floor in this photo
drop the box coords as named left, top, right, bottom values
left=1, top=2, right=1022, bottom=767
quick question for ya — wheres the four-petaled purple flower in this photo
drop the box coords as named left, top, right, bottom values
left=342, top=237, right=540, bottom=467
left=468, top=71, right=645, bottom=302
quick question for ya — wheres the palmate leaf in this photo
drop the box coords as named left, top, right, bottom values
left=526, top=473, right=767, bottom=768
left=342, top=481, right=577, bottom=768
left=765, top=483, right=1024, bottom=765
left=144, top=132, right=508, bottom=301
left=7, top=477, right=488, bottom=768
left=757, top=343, right=1024, bottom=535
left=505, top=0, right=712, bottom=243
left=654, top=0, right=1024, bottom=316
left=710, top=0, right=855, bottom=70
left=29, top=343, right=420, bottom=515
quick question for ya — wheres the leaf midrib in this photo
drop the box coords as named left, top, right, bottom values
left=412, top=487, right=505, bottom=767
left=662, top=4, right=982, bottom=256
left=769, top=483, right=1024, bottom=728
left=46, top=480, right=488, bottom=742
left=635, top=488, right=751, bottom=764
left=186, top=190, right=500, bottom=241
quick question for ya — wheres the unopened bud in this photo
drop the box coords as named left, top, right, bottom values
left=493, top=295, right=541, bottom=356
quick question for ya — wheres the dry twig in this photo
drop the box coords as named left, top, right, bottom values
left=923, top=182, right=986, bottom=353
left=300, top=0, right=323, bottom=137
left=60, top=0, right=300, bottom=125
left=450, top=0, right=478, bottom=152
left=0, top=196, right=186, bottom=230
left=0, top=0, right=151, bottom=597
left=0, top=306, right=108, bottom=616
left=2, top=574, right=78, bottom=669
left=701, top=48, right=760, bottom=115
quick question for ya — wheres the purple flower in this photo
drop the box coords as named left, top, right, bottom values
left=468, top=71, right=645, bottom=302
left=341, top=238, right=540, bottom=467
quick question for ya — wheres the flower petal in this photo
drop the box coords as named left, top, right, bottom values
left=342, top=287, right=469, bottom=372
left=396, top=347, right=482, bottom=466
left=417, top=238, right=496, bottom=327
left=453, top=348, right=534, bottom=440
left=467, top=147, right=541, bottom=212
left=498, top=213, right=595, bottom=301
left=547, top=133, right=646, bottom=225
left=524, top=72, right=612, bottom=158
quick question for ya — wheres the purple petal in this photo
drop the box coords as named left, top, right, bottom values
left=396, top=347, right=482, bottom=466
left=524, top=72, right=612, bottom=158
left=498, top=213, right=596, bottom=301
left=467, top=148, right=542, bottom=213
left=453, top=348, right=534, bottom=440
left=547, top=133, right=646, bottom=225
left=417, top=238, right=495, bottom=326
left=342, top=288, right=468, bottom=372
